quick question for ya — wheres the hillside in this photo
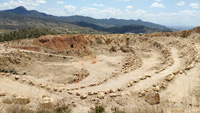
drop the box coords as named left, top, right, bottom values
left=3, top=6, right=170, bottom=29
left=0, top=6, right=173, bottom=35
left=0, top=11, right=106, bottom=34
left=74, top=21, right=171, bottom=34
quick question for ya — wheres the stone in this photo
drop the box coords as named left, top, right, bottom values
left=145, top=91, right=160, bottom=105
left=127, top=83, right=132, bottom=87
left=6, top=73, right=11, bottom=77
left=120, top=92, right=126, bottom=97
left=22, top=78, right=26, bottom=82
left=80, top=93, right=88, bottom=99
left=138, top=91, right=146, bottom=97
left=15, top=76, right=19, bottom=80
left=140, top=76, right=146, bottom=80
left=58, top=87, right=64, bottom=92
left=54, top=88, right=58, bottom=92
left=179, top=69, right=184, bottom=74
left=76, top=92, right=81, bottom=96
left=40, top=84, right=46, bottom=88
left=117, top=88, right=123, bottom=91
left=126, top=91, right=131, bottom=96
left=110, top=93, right=117, bottom=97
left=97, top=92, right=105, bottom=99
left=165, top=75, right=173, bottom=81
left=88, top=92, right=93, bottom=95
left=68, top=92, right=73, bottom=95
left=29, top=80, right=36, bottom=85
left=145, top=74, right=152, bottom=78
left=0, top=92, right=6, bottom=96
left=14, top=96, right=30, bottom=105
left=154, top=86, right=160, bottom=92
left=109, top=89, right=115, bottom=93
left=3, top=96, right=13, bottom=104
left=40, top=101, right=53, bottom=108
left=160, top=82, right=167, bottom=89
left=46, top=86, right=52, bottom=91
left=40, top=95, right=54, bottom=108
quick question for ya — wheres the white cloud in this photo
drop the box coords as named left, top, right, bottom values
left=0, top=0, right=39, bottom=10
left=92, top=4, right=104, bottom=7
left=64, top=5, right=76, bottom=14
left=126, top=5, right=133, bottom=9
left=44, top=8, right=66, bottom=16
left=150, top=2, right=165, bottom=8
left=36, top=0, right=46, bottom=4
left=177, top=1, right=185, bottom=6
left=135, top=9, right=146, bottom=14
left=57, top=1, right=64, bottom=4
left=155, top=0, right=163, bottom=2
left=189, top=3, right=199, bottom=9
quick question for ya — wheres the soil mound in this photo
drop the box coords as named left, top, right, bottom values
left=33, top=35, right=92, bottom=56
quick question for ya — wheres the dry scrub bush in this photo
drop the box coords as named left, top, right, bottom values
left=1, top=104, right=70, bottom=113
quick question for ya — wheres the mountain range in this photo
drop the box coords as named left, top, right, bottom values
left=0, top=6, right=172, bottom=34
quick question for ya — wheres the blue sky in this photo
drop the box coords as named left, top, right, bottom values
left=0, top=0, right=200, bottom=26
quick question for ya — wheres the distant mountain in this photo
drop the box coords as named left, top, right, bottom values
left=3, top=6, right=169, bottom=30
left=4, top=6, right=53, bottom=18
left=0, top=11, right=105, bottom=34
left=0, top=6, right=172, bottom=34
left=74, top=21, right=171, bottom=34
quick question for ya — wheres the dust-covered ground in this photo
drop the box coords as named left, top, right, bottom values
left=0, top=27, right=200, bottom=113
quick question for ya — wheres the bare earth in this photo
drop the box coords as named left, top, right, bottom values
left=0, top=27, right=200, bottom=113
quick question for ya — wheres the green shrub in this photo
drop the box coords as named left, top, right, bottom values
left=94, top=106, right=105, bottom=113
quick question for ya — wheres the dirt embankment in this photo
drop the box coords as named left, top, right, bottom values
left=146, top=26, right=200, bottom=38
left=33, top=35, right=92, bottom=56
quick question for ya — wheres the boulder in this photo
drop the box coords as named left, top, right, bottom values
left=14, top=96, right=30, bottom=105
left=145, top=91, right=160, bottom=105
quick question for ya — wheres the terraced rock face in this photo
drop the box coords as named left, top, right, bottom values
left=0, top=27, right=200, bottom=113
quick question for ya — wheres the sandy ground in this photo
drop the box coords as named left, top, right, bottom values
left=0, top=33, right=200, bottom=113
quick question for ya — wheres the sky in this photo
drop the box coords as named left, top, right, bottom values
left=0, top=0, right=200, bottom=27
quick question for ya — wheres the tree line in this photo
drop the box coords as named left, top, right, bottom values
left=0, top=28, right=58, bottom=42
